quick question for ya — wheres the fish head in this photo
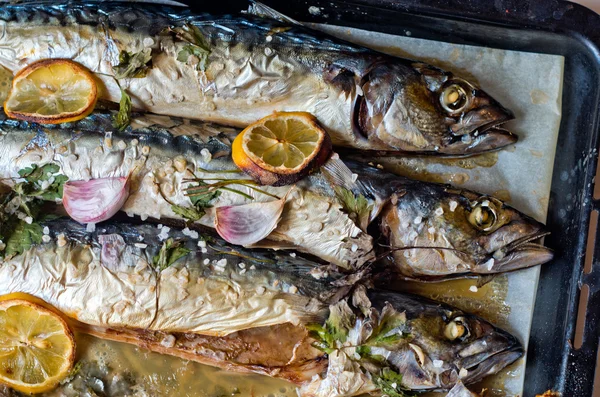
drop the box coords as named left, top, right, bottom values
left=355, top=62, right=515, bottom=154
left=370, top=292, right=523, bottom=390
left=380, top=183, right=553, bottom=279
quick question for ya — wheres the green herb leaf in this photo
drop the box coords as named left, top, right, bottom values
left=334, top=186, right=373, bottom=231
left=113, top=88, right=132, bottom=131
left=307, top=300, right=355, bottom=353
left=113, top=49, right=152, bottom=79
left=13, top=163, right=68, bottom=202
left=153, top=238, right=191, bottom=271
left=189, top=182, right=221, bottom=208
left=373, top=368, right=415, bottom=397
left=171, top=204, right=205, bottom=222
left=18, top=163, right=59, bottom=182
left=3, top=220, right=43, bottom=259
left=171, top=24, right=211, bottom=71
left=325, top=300, right=355, bottom=344
left=171, top=182, right=220, bottom=222
left=364, top=303, right=408, bottom=348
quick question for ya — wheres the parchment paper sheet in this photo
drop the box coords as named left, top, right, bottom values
left=43, top=21, right=564, bottom=397
left=313, top=24, right=564, bottom=396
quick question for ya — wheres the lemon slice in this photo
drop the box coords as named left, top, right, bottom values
left=0, top=295, right=75, bottom=394
left=233, top=112, right=332, bottom=185
left=4, top=59, right=98, bottom=124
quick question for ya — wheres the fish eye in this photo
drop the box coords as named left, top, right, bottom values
left=444, top=317, right=470, bottom=341
left=468, top=200, right=497, bottom=231
left=440, top=83, right=470, bottom=114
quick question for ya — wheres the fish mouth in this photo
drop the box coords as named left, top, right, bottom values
left=440, top=124, right=517, bottom=156
left=440, top=103, right=517, bottom=155
left=459, top=345, right=524, bottom=385
left=479, top=231, right=554, bottom=273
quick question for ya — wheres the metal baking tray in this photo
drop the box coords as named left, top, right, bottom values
left=178, top=0, right=600, bottom=395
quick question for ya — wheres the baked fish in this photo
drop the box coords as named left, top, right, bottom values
left=0, top=1, right=515, bottom=155
left=0, top=112, right=552, bottom=279
left=0, top=218, right=524, bottom=396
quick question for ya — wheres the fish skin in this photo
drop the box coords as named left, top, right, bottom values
left=0, top=112, right=551, bottom=280
left=0, top=112, right=374, bottom=270
left=0, top=1, right=515, bottom=155
left=0, top=218, right=522, bottom=395
left=0, top=218, right=338, bottom=335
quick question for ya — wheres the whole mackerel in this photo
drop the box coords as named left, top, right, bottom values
left=0, top=1, right=515, bottom=155
left=0, top=112, right=552, bottom=279
left=0, top=218, right=524, bottom=396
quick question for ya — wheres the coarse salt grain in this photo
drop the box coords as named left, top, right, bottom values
left=160, top=334, right=176, bottom=348
left=135, top=243, right=148, bottom=249
left=435, top=207, right=444, bottom=216
left=449, top=201, right=458, bottom=212
left=198, top=240, right=206, bottom=248
left=433, top=360, right=444, bottom=368
left=414, top=216, right=422, bottom=224
left=469, top=285, right=478, bottom=293
left=42, top=235, right=51, bottom=243
left=86, top=223, right=96, bottom=233
left=24, top=216, right=33, bottom=224
left=459, top=368, right=468, bottom=378
left=43, top=226, right=50, bottom=235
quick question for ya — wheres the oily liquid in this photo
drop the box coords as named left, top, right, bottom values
left=40, top=333, right=296, bottom=397
left=371, top=152, right=499, bottom=185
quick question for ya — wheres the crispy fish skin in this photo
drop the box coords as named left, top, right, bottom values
left=0, top=219, right=522, bottom=396
left=0, top=2, right=515, bottom=155
left=0, top=113, right=373, bottom=270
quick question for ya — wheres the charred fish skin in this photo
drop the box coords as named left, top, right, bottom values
left=0, top=1, right=514, bottom=155
left=0, top=112, right=374, bottom=270
left=342, top=160, right=554, bottom=280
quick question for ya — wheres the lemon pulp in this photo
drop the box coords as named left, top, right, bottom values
left=0, top=298, right=75, bottom=394
left=4, top=59, right=97, bottom=124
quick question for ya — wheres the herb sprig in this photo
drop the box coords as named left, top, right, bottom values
left=153, top=238, right=191, bottom=271
left=0, top=163, right=68, bottom=259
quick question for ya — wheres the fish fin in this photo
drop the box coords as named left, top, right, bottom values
left=245, top=1, right=301, bottom=25
left=476, top=274, right=497, bottom=288
left=321, top=154, right=371, bottom=198
left=245, top=239, right=298, bottom=250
